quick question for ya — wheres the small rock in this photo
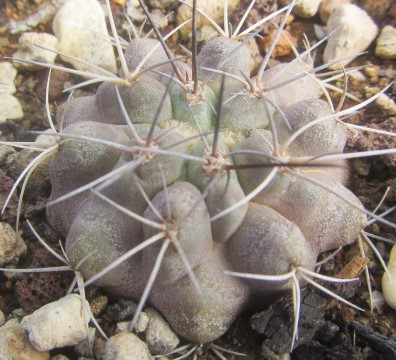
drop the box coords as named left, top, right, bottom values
left=261, top=28, right=297, bottom=58
left=103, top=332, right=152, bottom=360
left=21, top=294, right=90, bottom=351
left=323, top=4, right=378, bottom=70
left=136, top=311, right=149, bottom=333
left=115, top=321, right=129, bottom=332
left=126, top=2, right=146, bottom=23
left=352, top=158, right=370, bottom=176
left=75, top=327, right=96, bottom=357
left=4, top=264, right=25, bottom=281
left=315, top=322, right=339, bottom=345
left=53, top=0, right=116, bottom=74
left=0, top=93, right=24, bottom=124
left=196, top=25, right=219, bottom=43
left=2, top=318, right=20, bottom=328
left=116, top=312, right=148, bottom=333
left=51, top=355, right=70, bottom=360
left=145, top=308, right=179, bottom=355
left=0, top=145, right=15, bottom=165
left=12, top=308, right=26, bottom=320
left=0, top=323, right=50, bottom=360
left=36, top=68, right=70, bottom=101
left=35, top=129, right=60, bottom=148
left=375, top=93, right=396, bottom=116
left=279, top=0, right=322, bottom=19
left=93, top=337, right=107, bottom=360
left=13, top=32, right=58, bottom=71
left=347, top=69, right=367, bottom=82
left=8, top=1, right=58, bottom=34
left=371, top=290, right=385, bottom=313
left=150, top=9, right=169, bottom=29
left=0, top=62, right=17, bottom=93
left=106, top=298, right=137, bottom=322
left=319, top=0, right=351, bottom=23
left=0, top=222, right=27, bottom=266
left=0, top=310, right=5, bottom=326
left=360, top=0, right=392, bottom=21
left=363, top=64, right=381, bottom=78
left=375, top=25, right=396, bottom=60
left=313, top=23, right=327, bottom=40
left=177, top=0, right=240, bottom=39
left=90, top=295, right=108, bottom=317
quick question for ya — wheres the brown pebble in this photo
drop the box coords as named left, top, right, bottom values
left=361, top=0, right=392, bottom=21
left=363, top=65, right=380, bottom=78
left=261, top=28, right=297, bottom=58
left=36, top=67, right=69, bottom=101
left=90, top=295, right=108, bottom=317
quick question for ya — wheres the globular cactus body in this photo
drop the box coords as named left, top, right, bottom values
left=46, top=31, right=368, bottom=345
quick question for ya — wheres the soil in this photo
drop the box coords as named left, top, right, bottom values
left=0, top=1, right=395, bottom=359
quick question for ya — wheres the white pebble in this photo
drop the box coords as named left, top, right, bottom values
left=136, top=311, right=149, bottom=333
left=370, top=290, right=385, bottom=313
left=323, top=4, right=378, bottom=70
left=53, top=0, right=116, bottom=74
left=0, top=310, right=5, bottom=327
left=103, top=332, right=152, bottom=360
left=375, top=93, right=396, bottom=116
left=145, top=308, right=179, bottom=355
left=35, top=129, right=61, bottom=147
left=280, top=0, right=323, bottom=19
left=177, top=0, right=240, bottom=39
left=74, top=327, right=95, bottom=357
left=319, top=0, right=351, bottom=23
left=0, top=62, right=17, bottom=94
left=116, top=312, right=148, bottom=333
left=50, top=355, right=70, bottom=360
left=375, top=25, right=396, bottom=60
left=0, top=94, right=24, bottom=124
left=0, top=323, right=50, bottom=360
left=347, top=69, right=367, bottom=82
left=13, top=32, right=58, bottom=71
left=313, top=24, right=327, bottom=40
left=21, top=294, right=90, bottom=352
left=0, top=222, right=27, bottom=266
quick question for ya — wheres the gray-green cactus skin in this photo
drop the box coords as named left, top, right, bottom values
left=46, top=35, right=367, bottom=344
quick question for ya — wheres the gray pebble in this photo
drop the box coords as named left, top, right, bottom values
left=13, top=32, right=58, bottom=71
left=324, top=4, right=378, bottom=70
left=375, top=26, right=396, bottom=60
left=53, top=0, right=116, bottom=74
left=279, top=0, right=322, bottom=19
left=0, top=223, right=27, bottom=266
left=106, top=299, right=137, bottom=322
left=145, top=307, right=179, bottom=355
left=21, top=294, right=90, bottom=351
left=0, top=62, right=17, bottom=94
left=103, top=333, right=151, bottom=360
left=0, top=94, right=24, bottom=124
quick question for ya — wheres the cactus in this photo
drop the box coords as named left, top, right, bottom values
left=44, top=1, right=368, bottom=346
left=2, top=0, right=396, bottom=354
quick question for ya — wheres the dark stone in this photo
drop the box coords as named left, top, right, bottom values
left=106, top=298, right=138, bottom=322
